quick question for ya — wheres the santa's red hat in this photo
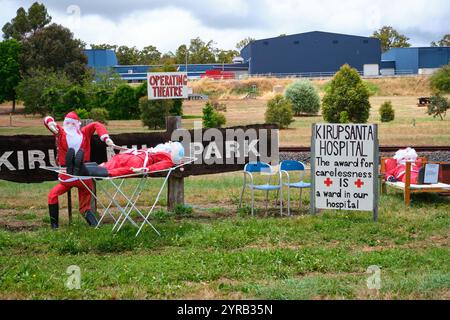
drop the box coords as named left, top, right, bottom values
left=64, top=111, right=80, bottom=122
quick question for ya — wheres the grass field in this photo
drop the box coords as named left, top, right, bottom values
left=1, top=95, right=449, bottom=146
left=0, top=173, right=449, bottom=299
left=0, top=76, right=449, bottom=300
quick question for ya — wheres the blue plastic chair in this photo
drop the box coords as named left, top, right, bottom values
left=238, top=162, right=283, bottom=216
left=280, top=160, right=311, bottom=215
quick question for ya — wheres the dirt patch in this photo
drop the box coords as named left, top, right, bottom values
left=0, top=209, right=20, bottom=217
left=360, top=236, right=449, bottom=252
left=0, top=220, right=41, bottom=231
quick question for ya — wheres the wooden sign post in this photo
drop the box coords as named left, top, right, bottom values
left=310, top=123, right=379, bottom=221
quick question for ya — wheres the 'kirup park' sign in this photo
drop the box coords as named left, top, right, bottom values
left=310, top=124, right=379, bottom=221
left=147, top=72, right=188, bottom=100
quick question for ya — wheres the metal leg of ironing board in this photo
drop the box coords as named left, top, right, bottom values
left=96, top=180, right=140, bottom=229
left=78, top=178, right=119, bottom=228
left=135, top=170, right=173, bottom=237
left=112, top=176, right=150, bottom=232
left=111, top=176, right=148, bottom=231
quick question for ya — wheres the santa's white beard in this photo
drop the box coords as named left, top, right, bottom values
left=64, top=125, right=83, bottom=153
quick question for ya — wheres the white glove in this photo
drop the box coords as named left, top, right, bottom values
left=105, top=138, right=114, bottom=147
left=48, top=122, right=59, bottom=134
left=131, top=167, right=146, bottom=174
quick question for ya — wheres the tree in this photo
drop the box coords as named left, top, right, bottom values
left=16, top=68, right=71, bottom=116
left=379, top=101, right=395, bottom=122
left=236, top=37, right=255, bottom=50
left=175, top=44, right=188, bottom=64
left=89, top=108, right=109, bottom=124
left=2, top=2, right=51, bottom=40
left=372, top=26, right=411, bottom=52
left=90, top=44, right=118, bottom=51
left=188, top=38, right=216, bottom=64
left=116, top=45, right=140, bottom=65
left=86, top=69, right=124, bottom=110
left=427, top=94, right=449, bottom=120
left=140, top=97, right=172, bottom=130
left=160, top=52, right=176, bottom=65
left=284, top=80, right=321, bottom=116
left=264, top=95, right=294, bottom=129
left=431, top=34, right=450, bottom=47
left=202, top=102, right=226, bottom=128
left=430, top=63, right=450, bottom=93
left=27, top=2, right=51, bottom=34
left=20, top=23, right=89, bottom=83
left=62, top=86, right=88, bottom=113
left=322, top=64, right=371, bottom=123
left=0, top=39, right=22, bottom=112
left=140, top=45, right=161, bottom=65
left=108, top=84, right=139, bottom=120
left=216, top=49, right=239, bottom=63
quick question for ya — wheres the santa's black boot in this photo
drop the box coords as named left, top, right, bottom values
left=73, top=149, right=85, bottom=176
left=65, top=148, right=75, bottom=175
left=82, top=163, right=109, bottom=177
left=83, top=210, right=98, bottom=227
left=48, top=204, right=59, bottom=229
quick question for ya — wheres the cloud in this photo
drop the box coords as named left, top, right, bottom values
left=1, top=0, right=449, bottom=51
left=8, top=0, right=268, bottom=29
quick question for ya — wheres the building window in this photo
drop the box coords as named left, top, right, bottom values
left=263, top=41, right=269, bottom=45
left=294, top=40, right=300, bottom=45
left=332, top=40, right=339, bottom=44
left=363, top=40, right=369, bottom=44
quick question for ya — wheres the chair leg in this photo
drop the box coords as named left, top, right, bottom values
left=251, top=188, right=255, bottom=216
left=265, top=190, right=269, bottom=214
left=238, top=184, right=245, bottom=209
left=404, top=188, right=411, bottom=206
left=280, top=187, right=283, bottom=216
left=299, top=188, right=303, bottom=210
left=287, top=186, right=291, bottom=216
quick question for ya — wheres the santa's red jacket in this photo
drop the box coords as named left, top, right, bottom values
left=101, top=149, right=174, bottom=177
left=44, top=116, right=110, bottom=166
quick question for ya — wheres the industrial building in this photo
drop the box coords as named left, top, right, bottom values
left=83, top=34, right=450, bottom=80
left=240, top=31, right=382, bottom=76
left=83, top=49, right=248, bottom=82
left=84, top=49, right=118, bottom=74
left=381, top=47, right=450, bottom=75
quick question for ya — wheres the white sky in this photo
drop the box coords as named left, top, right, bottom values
left=1, top=0, right=449, bottom=52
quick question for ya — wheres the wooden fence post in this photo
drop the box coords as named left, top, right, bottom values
left=166, top=116, right=184, bottom=211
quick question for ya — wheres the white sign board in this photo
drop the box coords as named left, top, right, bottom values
left=423, top=164, right=439, bottom=184
left=311, top=124, right=379, bottom=217
left=147, top=72, right=188, bottom=100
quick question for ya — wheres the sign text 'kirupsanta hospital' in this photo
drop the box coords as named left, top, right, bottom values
left=147, top=72, right=188, bottom=100
left=312, top=124, right=378, bottom=213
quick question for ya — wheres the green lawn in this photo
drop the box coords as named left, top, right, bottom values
left=0, top=173, right=449, bottom=299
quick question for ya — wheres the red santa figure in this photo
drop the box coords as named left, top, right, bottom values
left=78, top=142, right=184, bottom=177
left=385, top=147, right=423, bottom=184
left=44, top=111, right=114, bottom=229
